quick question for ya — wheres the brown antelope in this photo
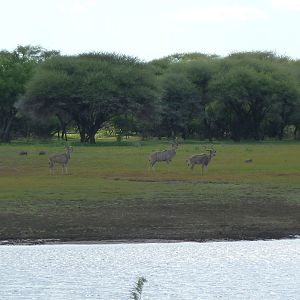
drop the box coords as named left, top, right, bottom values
left=149, top=142, right=178, bottom=170
left=19, top=151, right=28, bottom=156
left=187, top=147, right=216, bottom=175
left=49, top=146, right=73, bottom=175
left=244, top=159, right=253, bottom=163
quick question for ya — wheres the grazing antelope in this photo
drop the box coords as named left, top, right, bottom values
left=244, top=159, right=253, bottom=163
left=39, top=151, right=47, bottom=155
left=187, top=148, right=216, bottom=175
left=149, top=142, right=178, bottom=170
left=19, top=151, right=28, bottom=156
left=49, top=146, right=73, bottom=175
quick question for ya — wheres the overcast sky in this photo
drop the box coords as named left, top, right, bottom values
left=1, top=0, right=299, bottom=61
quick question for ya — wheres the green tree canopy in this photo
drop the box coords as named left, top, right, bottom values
left=209, top=53, right=300, bottom=140
left=159, top=58, right=219, bottom=138
left=20, top=53, right=161, bottom=143
left=0, top=45, right=59, bottom=142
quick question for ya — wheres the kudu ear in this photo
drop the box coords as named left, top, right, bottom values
left=174, top=137, right=181, bottom=145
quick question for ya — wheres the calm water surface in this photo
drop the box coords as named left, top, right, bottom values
left=0, top=239, right=299, bottom=300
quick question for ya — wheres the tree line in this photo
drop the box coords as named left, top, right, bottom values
left=1, top=45, right=300, bottom=143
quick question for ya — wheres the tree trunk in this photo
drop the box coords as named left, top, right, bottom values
left=79, top=131, right=86, bottom=143
left=0, top=116, right=14, bottom=143
left=294, top=126, right=299, bottom=140
left=62, top=128, right=68, bottom=141
left=89, top=134, right=96, bottom=144
left=87, top=128, right=98, bottom=144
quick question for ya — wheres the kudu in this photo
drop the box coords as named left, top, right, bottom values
left=187, top=147, right=216, bottom=175
left=49, top=146, right=73, bottom=175
left=149, top=142, right=178, bottom=170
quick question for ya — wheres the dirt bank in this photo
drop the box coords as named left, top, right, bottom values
left=1, top=197, right=299, bottom=243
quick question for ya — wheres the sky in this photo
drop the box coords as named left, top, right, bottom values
left=1, top=0, right=300, bottom=61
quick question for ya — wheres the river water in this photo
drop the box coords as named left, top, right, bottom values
left=0, top=239, right=299, bottom=300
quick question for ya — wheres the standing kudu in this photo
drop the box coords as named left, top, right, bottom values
left=149, top=142, right=178, bottom=170
left=187, top=147, right=216, bottom=175
left=49, top=146, right=73, bottom=175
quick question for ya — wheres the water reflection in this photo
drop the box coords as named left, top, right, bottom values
left=0, top=239, right=299, bottom=299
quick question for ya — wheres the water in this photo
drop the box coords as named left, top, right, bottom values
left=0, top=239, right=299, bottom=300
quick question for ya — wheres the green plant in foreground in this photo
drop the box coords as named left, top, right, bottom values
left=130, top=277, right=147, bottom=300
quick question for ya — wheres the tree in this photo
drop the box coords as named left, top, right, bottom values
left=159, top=56, right=219, bottom=139
left=209, top=53, right=300, bottom=140
left=0, top=45, right=59, bottom=142
left=160, top=71, right=200, bottom=138
left=20, top=53, right=161, bottom=143
left=287, top=59, right=300, bottom=139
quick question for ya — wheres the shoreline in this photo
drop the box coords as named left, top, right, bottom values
left=1, top=235, right=299, bottom=246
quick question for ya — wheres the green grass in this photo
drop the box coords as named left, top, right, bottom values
left=0, top=140, right=299, bottom=242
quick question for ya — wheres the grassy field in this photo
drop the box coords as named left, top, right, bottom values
left=0, top=139, right=299, bottom=242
